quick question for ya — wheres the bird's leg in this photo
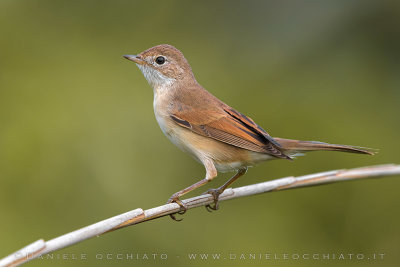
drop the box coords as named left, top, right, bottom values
left=204, top=167, right=248, bottom=211
left=167, top=178, right=210, bottom=220
left=167, top=159, right=217, bottom=221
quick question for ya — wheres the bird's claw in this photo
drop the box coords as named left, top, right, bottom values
left=203, top=188, right=221, bottom=212
left=167, top=194, right=187, bottom=221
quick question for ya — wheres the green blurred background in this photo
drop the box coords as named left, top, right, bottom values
left=1, top=0, right=399, bottom=266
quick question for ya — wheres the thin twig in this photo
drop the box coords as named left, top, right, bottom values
left=1, top=164, right=399, bottom=267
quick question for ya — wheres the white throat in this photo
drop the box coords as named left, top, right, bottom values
left=137, top=64, right=176, bottom=94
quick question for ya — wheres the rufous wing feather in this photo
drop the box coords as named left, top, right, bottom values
left=170, top=108, right=291, bottom=160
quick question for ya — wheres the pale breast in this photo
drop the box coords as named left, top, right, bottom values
left=153, top=91, right=196, bottom=156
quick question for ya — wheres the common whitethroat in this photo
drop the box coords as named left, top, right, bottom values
left=124, top=44, right=373, bottom=220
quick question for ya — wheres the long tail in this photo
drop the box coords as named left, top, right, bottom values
left=273, top=137, right=375, bottom=155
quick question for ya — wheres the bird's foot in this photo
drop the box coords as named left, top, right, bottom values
left=167, top=194, right=187, bottom=221
left=203, top=188, right=222, bottom=212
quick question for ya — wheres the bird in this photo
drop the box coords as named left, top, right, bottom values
left=123, top=44, right=373, bottom=220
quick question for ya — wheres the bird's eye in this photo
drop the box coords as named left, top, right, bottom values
left=155, top=56, right=166, bottom=65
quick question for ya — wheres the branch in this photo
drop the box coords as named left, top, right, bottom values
left=1, top=164, right=399, bottom=267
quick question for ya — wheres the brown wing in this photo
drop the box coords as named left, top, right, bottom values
left=170, top=105, right=291, bottom=160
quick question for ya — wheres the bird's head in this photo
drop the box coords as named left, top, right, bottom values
left=124, top=44, right=195, bottom=88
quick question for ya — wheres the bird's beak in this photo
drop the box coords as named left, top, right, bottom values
left=123, top=54, right=145, bottom=65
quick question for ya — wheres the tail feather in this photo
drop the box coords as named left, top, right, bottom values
left=274, top=137, right=375, bottom=155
